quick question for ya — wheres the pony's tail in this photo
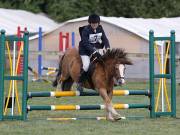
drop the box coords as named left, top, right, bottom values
left=52, top=54, right=65, bottom=87
left=52, top=70, right=61, bottom=87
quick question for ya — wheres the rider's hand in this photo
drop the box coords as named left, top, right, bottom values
left=91, top=51, right=103, bottom=61
left=103, top=48, right=110, bottom=54
left=93, top=51, right=102, bottom=58
left=106, top=48, right=110, bottom=52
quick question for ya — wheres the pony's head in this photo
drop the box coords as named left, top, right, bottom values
left=102, top=48, right=132, bottom=85
left=114, top=64, right=125, bottom=86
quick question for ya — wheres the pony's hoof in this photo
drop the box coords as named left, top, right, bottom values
left=113, top=114, right=122, bottom=121
left=114, top=117, right=122, bottom=121
left=106, top=116, right=115, bottom=122
left=76, top=84, right=84, bottom=92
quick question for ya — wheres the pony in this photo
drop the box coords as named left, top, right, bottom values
left=53, top=48, right=132, bottom=121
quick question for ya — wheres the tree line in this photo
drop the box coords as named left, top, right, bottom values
left=0, top=0, right=180, bottom=22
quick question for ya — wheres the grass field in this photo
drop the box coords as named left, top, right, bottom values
left=0, top=81, right=180, bottom=135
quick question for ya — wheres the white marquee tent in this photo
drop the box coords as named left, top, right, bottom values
left=67, top=16, right=180, bottom=42
left=0, top=8, right=58, bottom=35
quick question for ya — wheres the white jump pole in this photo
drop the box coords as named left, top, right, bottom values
left=11, top=41, right=16, bottom=115
left=156, top=41, right=165, bottom=112
left=161, top=41, right=165, bottom=112
left=63, top=38, right=66, bottom=52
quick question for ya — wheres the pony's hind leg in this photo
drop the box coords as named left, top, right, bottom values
left=52, top=69, right=62, bottom=87
left=61, top=77, right=74, bottom=91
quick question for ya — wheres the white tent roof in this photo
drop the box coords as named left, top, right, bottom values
left=3, top=7, right=177, bottom=42
left=67, top=16, right=180, bottom=42
left=0, top=8, right=58, bottom=35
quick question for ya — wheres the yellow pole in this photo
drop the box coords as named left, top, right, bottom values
left=4, top=42, right=13, bottom=115
left=163, top=41, right=171, bottom=111
left=14, top=42, right=24, bottom=114
left=154, top=41, right=171, bottom=112
left=154, top=43, right=162, bottom=111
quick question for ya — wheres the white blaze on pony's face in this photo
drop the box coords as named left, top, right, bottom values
left=114, top=64, right=126, bottom=86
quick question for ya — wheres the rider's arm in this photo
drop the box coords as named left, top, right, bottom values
left=101, top=26, right=110, bottom=49
left=81, top=28, right=96, bottom=55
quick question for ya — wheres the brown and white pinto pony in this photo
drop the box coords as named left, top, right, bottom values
left=53, top=48, right=132, bottom=121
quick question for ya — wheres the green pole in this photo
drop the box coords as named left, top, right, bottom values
left=0, top=30, right=5, bottom=120
left=170, top=30, right=176, bottom=117
left=149, top=30, right=155, bottom=118
left=22, top=31, right=29, bottom=120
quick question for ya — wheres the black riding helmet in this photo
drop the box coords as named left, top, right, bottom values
left=88, top=14, right=100, bottom=24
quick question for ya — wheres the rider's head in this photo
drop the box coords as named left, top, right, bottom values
left=88, top=14, right=100, bottom=24
left=88, top=14, right=100, bottom=30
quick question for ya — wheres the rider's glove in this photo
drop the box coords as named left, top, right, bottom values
left=91, top=51, right=103, bottom=61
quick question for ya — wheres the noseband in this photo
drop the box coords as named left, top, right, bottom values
left=119, top=76, right=125, bottom=79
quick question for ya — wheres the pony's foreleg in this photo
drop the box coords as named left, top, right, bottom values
left=107, top=89, right=113, bottom=119
left=98, top=88, right=121, bottom=121
left=107, top=80, right=114, bottom=100
left=107, top=89, right=122, bottom=121
left=107, top=89, right=113, bottom=101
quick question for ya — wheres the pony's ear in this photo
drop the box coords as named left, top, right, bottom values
left=119, top=58, right=133, bottom=65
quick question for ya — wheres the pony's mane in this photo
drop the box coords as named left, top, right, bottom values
left=102, top=48, right=127, bottom=60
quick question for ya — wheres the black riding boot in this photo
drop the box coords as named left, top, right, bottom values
left=77, top=69, right=87, bottom=92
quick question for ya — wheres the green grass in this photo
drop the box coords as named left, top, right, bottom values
left=0, top=81, right=180, bottom=135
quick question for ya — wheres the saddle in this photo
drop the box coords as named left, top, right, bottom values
left=79, top=59, right=96, bottom=84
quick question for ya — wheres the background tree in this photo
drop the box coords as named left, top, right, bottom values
left=0, top=0, right=180, bottom=22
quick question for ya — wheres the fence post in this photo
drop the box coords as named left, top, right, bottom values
left=0, top=30, right=5, bottom=120
left=149, top=30, right=155, bottom=118
left=170, top=30, right=176, bottom=117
